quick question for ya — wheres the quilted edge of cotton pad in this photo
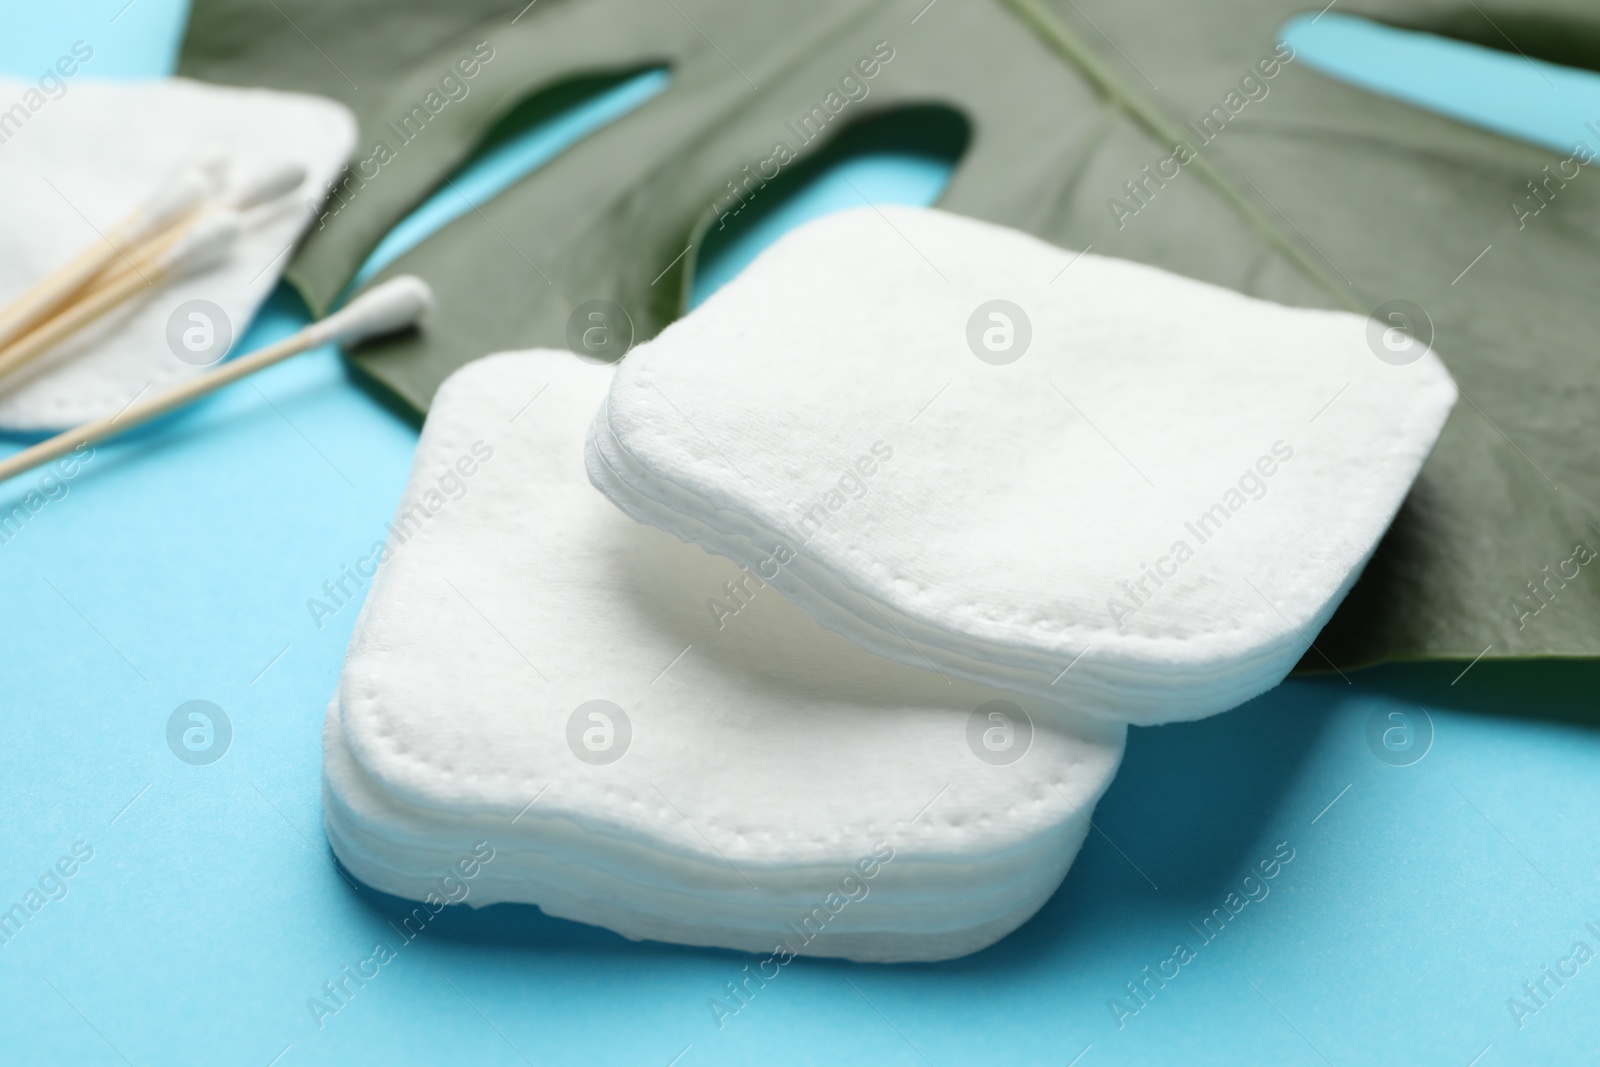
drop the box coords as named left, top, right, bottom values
left=335, top=351, right=1122, bottom=865
left=324, top=694, right=1118, bottom=964
left=319, top=349, right=1129, bottom=963
left=0, top=77, right=357, bottom=431
left=583, top=207, right=1460, bottom=725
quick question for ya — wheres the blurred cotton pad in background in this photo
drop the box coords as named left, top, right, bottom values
left=323, top=350, right=1124, bottom=963
left=587, top=207, right=1458, bottom=727
left=0, top=76, right=354, bottom=431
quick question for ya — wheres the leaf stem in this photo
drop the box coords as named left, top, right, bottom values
left=999, top=0, right=1363, bottom=311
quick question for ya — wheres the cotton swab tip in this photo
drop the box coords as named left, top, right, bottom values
left=226, top=160, right=308, bottom=210
left=313, top=276, right=434, bottom=347
left=130, top=168, right=213, bottom=243
left=185, top=142, right=234, bottom=190
left=157, top=210, right=243, bottom=278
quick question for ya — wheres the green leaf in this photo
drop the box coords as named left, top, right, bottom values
left=178, top=0, right=1600, bottom=670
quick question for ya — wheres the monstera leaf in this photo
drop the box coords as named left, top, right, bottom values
left=178, top=0, right=1600, bottom=671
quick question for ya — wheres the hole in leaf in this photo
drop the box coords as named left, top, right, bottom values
left=352, top=67, right=670, bottom=287
left=689, top=104, right=970, bottom=308
left=1281, top=12, right=1600, bottom=155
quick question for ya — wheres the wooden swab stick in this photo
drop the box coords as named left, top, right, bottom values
left=0, top=212, right=243, bottom=389
left=0, top=166, right=217, bottom=351
left=0, top=275, right=434, bottom=486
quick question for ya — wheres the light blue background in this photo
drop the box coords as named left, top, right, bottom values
left=3, top=4, right=1599, bottom=1065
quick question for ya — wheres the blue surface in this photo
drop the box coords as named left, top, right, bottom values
left=0, top=0, right=191, bottom=80
left=2, top=7, right=1598, bottom=1066
left=1283, top=12, right=1600, bottom=154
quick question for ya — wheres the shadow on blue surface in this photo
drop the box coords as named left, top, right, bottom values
left=336, top=645, right=1600, bottom=984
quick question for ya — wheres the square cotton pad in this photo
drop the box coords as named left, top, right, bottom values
left=0, top=77, right=355, bottom=431
left=322, top=349, right=1125, bottom=963
left=586, top=207, right=1458, bottom=726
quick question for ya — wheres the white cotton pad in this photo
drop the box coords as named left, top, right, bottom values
left=586, top=207, right=1458, bottom=727
left=322, top=349, right=1125, bottom=963
left=0, top=77, right=355, bottom=431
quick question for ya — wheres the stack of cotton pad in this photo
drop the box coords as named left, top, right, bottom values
left=323, top=350, right=1124, bottom=963
left=0, top=77, right=354, bottom=431
left=587, top=207, right=1458, bottom=726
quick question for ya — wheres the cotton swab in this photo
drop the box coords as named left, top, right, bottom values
left=185, top=142, right=234, bottom=190
left=0, top=167, right=218, bottom=352
left=0, top=212, right=244, bottom=388
left=0, top=276, right=434, bottom=486
left=225, top=160, right=309, bottom=213
left=82, top=160, right=309, bottom=295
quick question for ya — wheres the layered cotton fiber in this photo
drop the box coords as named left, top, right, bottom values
left=324, top=349, right=1124, bottom=963
left=586, top=208, right=1458, bottom=725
